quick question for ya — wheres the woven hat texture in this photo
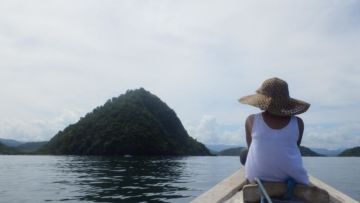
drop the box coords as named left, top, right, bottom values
left=239, top=77, right=310, bottom=116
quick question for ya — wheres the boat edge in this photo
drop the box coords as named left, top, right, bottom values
left=190, top=169, right=246, bottom=203
left=191, top=169, right=358, bottom=203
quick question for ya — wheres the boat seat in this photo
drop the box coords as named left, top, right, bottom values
left=242, top=182, right=330, bottom=203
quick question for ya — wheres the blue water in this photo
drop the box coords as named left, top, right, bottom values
left=0, top=156, right=358, bottom=202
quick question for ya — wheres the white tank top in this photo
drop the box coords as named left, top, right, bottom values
left=245, top=113, right=309, bottom=185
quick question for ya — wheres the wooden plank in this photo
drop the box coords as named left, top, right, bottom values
left=309, top=176, right=358, bottom=203
left=242, top=182, right=329, bottom=203
left=224, top=190, right=244, bottom=203
left=191, top=169, right=246, bottom=203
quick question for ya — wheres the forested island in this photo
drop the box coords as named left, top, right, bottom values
left=39, top=88, right=210, bottom=156
left=339, top=146, right=360, bottom=157
left=0, top=88, right=358, bottom=157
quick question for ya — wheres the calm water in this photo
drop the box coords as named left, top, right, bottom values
left=0, top=156, right=359, bottom=203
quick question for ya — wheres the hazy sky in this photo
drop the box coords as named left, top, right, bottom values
left=1, top=0, right=359, bottom=149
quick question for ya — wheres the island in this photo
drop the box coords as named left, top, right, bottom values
left=0, top=142, right=19, bottom=154
left=338, top=146, right=360, bottom=157
left=39, top=88, right=210, bottom=156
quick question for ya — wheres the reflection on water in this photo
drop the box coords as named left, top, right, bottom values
left=54, top=156, right=188, bottom=202
left=0, top=156, right=359, bottom=202
left=0, top=156, right=240, bottom=203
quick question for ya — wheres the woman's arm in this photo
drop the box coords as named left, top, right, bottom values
left=245, top=115, right=254, bottom=148
left=296, top=117, right=304, bottom=146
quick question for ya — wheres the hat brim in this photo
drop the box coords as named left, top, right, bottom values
left=238, top=93, right=310, bottom=116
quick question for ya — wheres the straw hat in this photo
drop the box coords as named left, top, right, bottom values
left=239, top=77, right=310, bottom=116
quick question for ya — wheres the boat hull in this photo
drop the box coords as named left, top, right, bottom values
left=190, top=169, right=357, bottom=203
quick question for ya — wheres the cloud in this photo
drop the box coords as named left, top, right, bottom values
left=0, top=109, right=81, bottom=141
left=186, top=115, right=360, bottom=150
left=303, top=122, right=360, bottom=150
left=0, top=1, right=359, bottom=148
left=186, top=115, right=246, bottom=146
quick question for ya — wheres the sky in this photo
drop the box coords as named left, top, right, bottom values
left=0, top=0, right=359, bottom=149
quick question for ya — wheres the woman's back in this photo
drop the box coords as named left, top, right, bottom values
left=238, top=77, right=311, bottom=185
left=245, top=113, right=309, bottom=185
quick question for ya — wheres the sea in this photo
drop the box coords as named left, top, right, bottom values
left=0, top=156, right=359, bottom=203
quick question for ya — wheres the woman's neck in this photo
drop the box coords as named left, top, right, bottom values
left=263, top=111, right=290, bottom=119
left=262, top=111, right=291, bottom=129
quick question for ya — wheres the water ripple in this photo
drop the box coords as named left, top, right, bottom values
left=1, top=156, right=358, bottom=202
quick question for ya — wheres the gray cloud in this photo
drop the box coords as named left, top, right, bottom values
left=0, top=109, right=81, bottom=141
left=186, top=115, right=246, bottom=146
left=303, top=122, right=360, bottom=150
left=0, top=1, right=359, bottom=148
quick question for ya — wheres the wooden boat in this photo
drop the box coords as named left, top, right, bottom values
left=191, top=169, right=358, bottom=203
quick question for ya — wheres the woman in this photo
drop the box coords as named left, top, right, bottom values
left=239, top=77, right=310, bottom=185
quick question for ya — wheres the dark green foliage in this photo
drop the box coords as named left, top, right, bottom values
left=339, top=146, right=360, bottom=157
left=299, top=146, right=322, bottom=156
left=40, top=88, right=210, bottom=156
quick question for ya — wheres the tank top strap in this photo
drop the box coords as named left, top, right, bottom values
left=251, top=113, right=266, bottom=136
left=251, top=113, right=262, bottom=132
left=289, top=116, right=299, bottom=138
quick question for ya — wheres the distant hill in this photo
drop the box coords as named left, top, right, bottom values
left=0, top=141, right=48, bottom=155
left=0, top=138, right=24, bottom=147
left=218, top=147, right=245, bottom=156
left=339, top=146, right=360, bottom=157
left=40, top=88, right=210, bottom=156
left=16, top=141, right=48, bottom=153
left=311, top=148, right=344, bottom=156
left=300, top=146, right=322, bottom=156
left=206, top=144, right=240, bottom=153
left=216, top=146, right=321, bottom=156
left=0, top=142, right=19, bottom=154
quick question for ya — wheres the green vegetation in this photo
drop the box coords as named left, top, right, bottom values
left=339, top=146, right=360, bottom=157
left=40, top=88, right=210, bottom=156
left=300, top=146, right=322, bottom=156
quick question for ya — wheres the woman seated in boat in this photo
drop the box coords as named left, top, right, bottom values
left=239, top=77, right=310, bottom=185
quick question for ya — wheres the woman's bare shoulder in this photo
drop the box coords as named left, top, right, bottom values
left=246, top=114, right=255, bottom=121
left=245, top=114, right=256, bottom=126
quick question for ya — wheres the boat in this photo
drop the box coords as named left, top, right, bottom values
left=191, top=169, right=358, bottom=203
